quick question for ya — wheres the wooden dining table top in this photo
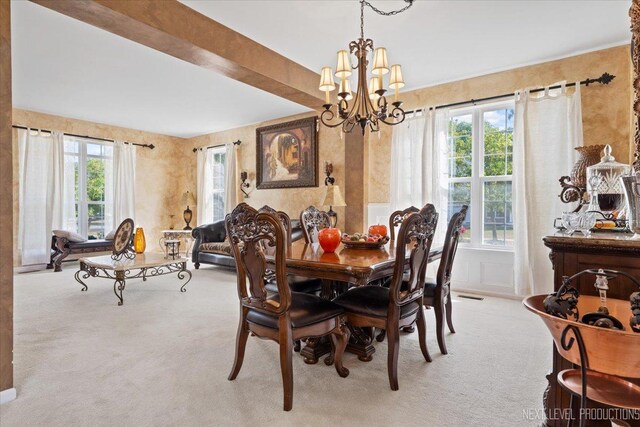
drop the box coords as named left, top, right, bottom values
left=266, top=240, right=443, bottom=286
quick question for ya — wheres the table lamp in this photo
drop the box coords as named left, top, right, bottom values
left=320, top=185, right=346, bottom=228
left=181, top=191, right=196, bottom=230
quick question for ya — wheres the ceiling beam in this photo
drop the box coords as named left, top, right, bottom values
left=30, top=0, right=324, bottom=109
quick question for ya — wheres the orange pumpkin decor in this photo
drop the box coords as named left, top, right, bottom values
left=368, top=224, right=388, bottom=237
left=318, top=228, right=341, bottom=253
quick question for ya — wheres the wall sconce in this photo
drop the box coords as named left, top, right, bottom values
left=324, top=161, right=335, bottom=186
left=240, top=171, right=250, bottom=198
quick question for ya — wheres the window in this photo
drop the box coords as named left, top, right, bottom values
left=446, top=102, right=514, bottom=247
left=211, top=147, right=226, bottom=222
left=64, top=137, right=112, bottom=239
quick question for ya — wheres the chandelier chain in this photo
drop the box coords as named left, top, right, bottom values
left=362, top=0, right=414, bottom=17
left=359, top=0, right=414, bottom=39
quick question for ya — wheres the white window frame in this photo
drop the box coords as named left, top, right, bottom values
left=64, top=137, right=111, bottom=239
left=448, top=100, right=514, bottom=251
left=211, top=146, right=226, bottom=222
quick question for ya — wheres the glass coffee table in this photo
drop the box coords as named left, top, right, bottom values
left=75, top=253, right=192, bottom=306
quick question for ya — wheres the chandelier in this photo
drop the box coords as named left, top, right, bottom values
left=318, top=0, right=414, bottom=135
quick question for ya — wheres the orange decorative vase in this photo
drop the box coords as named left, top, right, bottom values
left=318, top=228, right=341, bottom=253
left=368, top=224, right=388, bottom=237
left=133, top=227, right=146, bottom=254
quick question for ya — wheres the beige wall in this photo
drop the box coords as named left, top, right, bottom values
left=186, top=112, right=347, bottom=230
left=11, top=109, right=187, bottom=265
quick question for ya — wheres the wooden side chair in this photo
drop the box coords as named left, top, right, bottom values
left=389, top=206, right=419, bottom=241
left=225, top=203, right=350, bottom=411
left=333, top=204, right=439, bottom=391
left=300, top=205, right=331, bottom=243
left=424, top=205, right=468, bottom=355
left=258, top=205, right=322, bottom=296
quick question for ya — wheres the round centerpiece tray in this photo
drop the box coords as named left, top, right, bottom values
left=341, top=233, right=389, bottom=250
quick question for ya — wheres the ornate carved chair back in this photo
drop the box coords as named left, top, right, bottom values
left=258, top=205, right=293, bottom=246
left=300, top=205, right=331, bottom=243
left=225, top=203, right=291, bottom=315
left=389, top=204, right=439, bottom=305
left=437, top=205, right=468, bottom=289
left=388, top=206, right=420, bottom=241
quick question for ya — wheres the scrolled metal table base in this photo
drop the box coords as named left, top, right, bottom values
left=75, top=260, right=192, bottom=306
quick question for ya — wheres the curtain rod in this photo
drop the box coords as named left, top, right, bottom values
left=11, top=125, right=155, bottom=149
left=404, top=72, right=615, bottom=116
left=192, top=139, right=242, bottom=153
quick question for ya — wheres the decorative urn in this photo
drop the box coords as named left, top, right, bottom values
left=368, top=224, right=388, bottom=237
left=318, top=228, right=341, bottom=253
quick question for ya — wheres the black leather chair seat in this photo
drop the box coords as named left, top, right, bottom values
left=423, top=280, right=437, bottom=297
left=246, top=292, right=344, bottom=329
left=333, top=285, right=420, bottom=319
left=265, top=276, right=323, bottom=294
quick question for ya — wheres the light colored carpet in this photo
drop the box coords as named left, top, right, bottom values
left=1, top=261, right=551, bottom=426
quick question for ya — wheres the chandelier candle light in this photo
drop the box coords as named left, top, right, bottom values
left=319, top=0, right=413, bottom=135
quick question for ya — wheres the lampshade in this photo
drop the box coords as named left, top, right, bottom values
left=338, top=78, right=353, bottom=101
left=335, top=50, right=352, bottom=79
left=321, top=185, right=347, bottom=207
left=389, top=64, right=405, bottom=90
left=372, top=47, right=389, bottom=76
left=181, top=191, right=196, bottom=206
left=368, top=77, right=381, bottom=100
left=319, top=66, right=336, bottom=91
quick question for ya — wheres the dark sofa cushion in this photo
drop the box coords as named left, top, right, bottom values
left=246, top=292, right=343, bottom=329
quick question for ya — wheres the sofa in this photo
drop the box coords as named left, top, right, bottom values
left=191, top=219, right=304, bottom=269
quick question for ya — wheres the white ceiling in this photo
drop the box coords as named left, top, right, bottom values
left=12, top=0, right=632, bottom=138
left=10, top=1, right=310, bottom=138
left=182, top=0, right=631, bottom=90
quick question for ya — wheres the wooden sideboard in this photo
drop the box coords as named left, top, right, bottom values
left=543, top=232, right=640, bottom=427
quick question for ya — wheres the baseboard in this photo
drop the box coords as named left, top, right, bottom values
left=0, top=388, right=17, bottom=404
left=451, top=287, right=522, bottom=301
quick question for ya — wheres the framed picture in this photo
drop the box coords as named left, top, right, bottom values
left=256, top=116, right=319, bottom=189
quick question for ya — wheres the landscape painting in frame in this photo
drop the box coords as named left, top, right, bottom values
left=256, top=117, right=319, bottom=189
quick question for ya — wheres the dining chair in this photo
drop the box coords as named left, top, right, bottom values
left=388, top=205, right=419, bottom=241
left=424, top=205, right=468, bottom=355
left=333, top=204, right=439, bottom=391
left=225, top=203, right=350, bottom=411
left=300, top=205, right=331, bottom=243
left=258, top=205, right=322, bottom=296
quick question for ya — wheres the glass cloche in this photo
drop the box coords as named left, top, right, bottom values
left=586, top=144, right=631, bottom=215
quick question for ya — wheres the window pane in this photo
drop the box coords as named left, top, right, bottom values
left=448, top=182, right=471, bottom=243
left=212, top=151, right=226, bottom=222
left=87, top=203, right=105, bottom=239
left=86, top=158, right=106, bottom=202
left=449, top=114, right=472, bottom=137
left=483, top=181, right=513, bottom=247
left=483, top=108, right=514, bottom=177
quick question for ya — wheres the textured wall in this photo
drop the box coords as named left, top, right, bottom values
left=186, top=112, right=347, bottom=230
left=368, top=45, right=633, bottom=203
left=1, top=0, right=13, bottom=393
left=11, top=109, right=187, bottom=265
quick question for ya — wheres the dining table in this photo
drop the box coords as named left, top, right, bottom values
left=265, top=239, right=443, bottom=364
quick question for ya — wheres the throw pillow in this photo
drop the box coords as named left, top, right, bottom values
left=52, top=230, right=87, bottom=243
left=105, top=229, right=116, bottom=240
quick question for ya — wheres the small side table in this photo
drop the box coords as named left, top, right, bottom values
left=159, top=229, right=194, bottom=258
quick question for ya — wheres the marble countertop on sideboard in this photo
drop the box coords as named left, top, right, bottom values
left=543, top=231, right=640, bottom=252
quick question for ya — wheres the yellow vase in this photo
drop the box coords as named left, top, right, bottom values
left=133, top=227, right=146, bottom=254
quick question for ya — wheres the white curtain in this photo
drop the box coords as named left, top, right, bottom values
left=224, top=143, right=238, bottom=214
left=196, top=148, right=213, bottom=225
left=389, top=108, right=450, bottom=244
left=513, top=83, right=583, bottom=295
left=113, top=141, right=137, bottom=225
left=18, top=129, right=67, bottom=265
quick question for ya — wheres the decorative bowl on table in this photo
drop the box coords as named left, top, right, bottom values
left=341, top=232, right=390, bottom=249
